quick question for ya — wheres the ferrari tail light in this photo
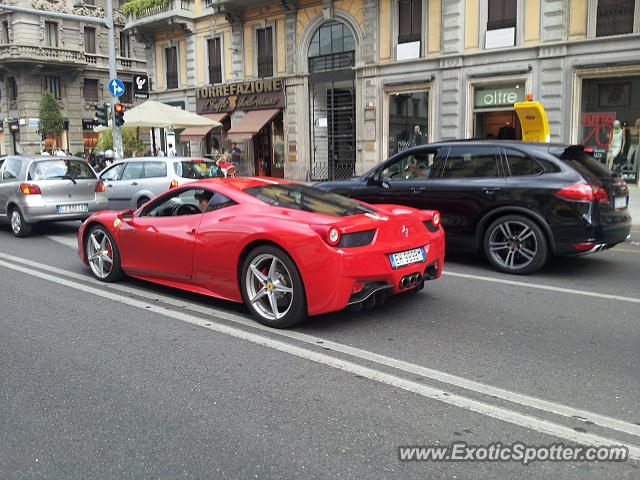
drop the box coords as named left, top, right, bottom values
left=95, top=181, right=105, bottom=192
left=19, top=183, right=41, bottom=195
left=556, top=183, right=609, bottom=204
left=432, top=212, right=440, bottom=226
left=311, top=224, right=341, bottom=246
left=170, top=180, right=179, bottom=188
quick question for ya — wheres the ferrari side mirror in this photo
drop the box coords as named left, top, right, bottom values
left=119, top=209, right=134, bottom=220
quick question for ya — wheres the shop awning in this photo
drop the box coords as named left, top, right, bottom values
left=227, top=109, right=280, bottom=140
left=179, top=113, right=228, bottom=142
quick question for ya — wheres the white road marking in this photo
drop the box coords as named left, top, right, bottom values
left=1, top=252, right=640, bottom=456
left=44, top=233, right=640, bottom=304
left=46, top=235, right=78, bottom=249
left=443, top=271, right=640, bottom=304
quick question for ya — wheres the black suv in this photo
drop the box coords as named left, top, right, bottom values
left=314, top=141, right=632, bottom=274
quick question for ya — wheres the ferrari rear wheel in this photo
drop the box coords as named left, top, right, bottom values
left=241, top=246, right=307, bottom=328
left=86, top=225, right=123, bottom=282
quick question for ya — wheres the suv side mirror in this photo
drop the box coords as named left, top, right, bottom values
left=367, top=172, right=390, bottom=189
left=119, top=209, right=134, bottom=220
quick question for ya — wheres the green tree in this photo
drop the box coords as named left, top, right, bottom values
left=38, top=90, right=64, bottom=149
left=97, top=128, right=146, bottom=157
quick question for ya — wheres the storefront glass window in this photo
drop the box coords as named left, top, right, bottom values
left=579, top=75, right=640, bottom=181
left=388, top=90, right=428, bottom=157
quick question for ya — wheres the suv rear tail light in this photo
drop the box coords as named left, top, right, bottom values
left=170, top=180, right=179, bottom=188
left=555, top=183, right=609, bottom=204
left=19, top=183, right=41, bottom=195
left=95, top=180, right=105, bottom=192
left=572, top=242, right=596, bottom=251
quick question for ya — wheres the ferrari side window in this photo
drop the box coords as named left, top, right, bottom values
left=143, top=187, right=212, bottom=217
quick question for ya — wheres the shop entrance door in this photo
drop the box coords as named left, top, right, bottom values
left=474, top=110, right=522, bottom=140
left=254, top=123, right=272, bottom=176
left=310, top=80, right=356, bottom=180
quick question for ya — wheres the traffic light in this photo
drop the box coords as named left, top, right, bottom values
left=114, top=103, right=125, bottom=127
left=95, top=103, right=109, bottom=127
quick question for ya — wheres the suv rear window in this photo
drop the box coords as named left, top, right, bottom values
left=30, top=160, right=96, bottom=181
left=244, top=183, right=376, bottom=217
left=558, top=150, right=611, bottom=180
left=173, top=160, right=220, bottom=179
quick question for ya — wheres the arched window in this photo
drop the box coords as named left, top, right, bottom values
left=307, top=21, right=355, bottom=73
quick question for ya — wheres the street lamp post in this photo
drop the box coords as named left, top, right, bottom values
left=0, top=2, right=124, bottom=158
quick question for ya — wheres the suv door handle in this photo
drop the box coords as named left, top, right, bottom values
left=483, top=187, right=501, bottom=194
left=411, top=187, right=427, bottom=194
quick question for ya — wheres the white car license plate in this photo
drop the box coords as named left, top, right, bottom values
left=614, top=196, right=628, bottom=209
left=389, top=247, right=426, bottom=269
left=57, top=204, right=88, bottom=214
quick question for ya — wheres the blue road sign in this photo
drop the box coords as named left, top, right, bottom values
left=109, top=78, right=125, bottom=97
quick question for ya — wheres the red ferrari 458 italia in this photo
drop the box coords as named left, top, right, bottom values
left=77, top=177, right=445, bottom=327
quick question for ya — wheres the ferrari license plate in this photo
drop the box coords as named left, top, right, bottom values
left=614, top=196, right=628, bottom=209
left=389, top=247, right=426, bottom=269
left=57, top=204, right=88, bottom=214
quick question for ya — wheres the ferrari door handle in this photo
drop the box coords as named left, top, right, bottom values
left=187, top=228, right=197, bottom=235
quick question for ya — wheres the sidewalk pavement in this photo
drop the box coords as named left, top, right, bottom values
left=628, top=183, right=639, bottom=227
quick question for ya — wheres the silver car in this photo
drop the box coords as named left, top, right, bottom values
left=99, top=157, right=223, bottom=210
left=0, top=155, right=108, bottom=237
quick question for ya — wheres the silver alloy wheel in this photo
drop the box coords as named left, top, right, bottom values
left=87, top=229, right=114, bottom=279
left=487, top=220, right=538, bottom=270
left=10, top=210, right=21, bottom=235
left=245, top=253, right=294, bottom=321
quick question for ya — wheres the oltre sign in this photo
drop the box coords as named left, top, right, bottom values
left=474, top=87, right=525, bottom=108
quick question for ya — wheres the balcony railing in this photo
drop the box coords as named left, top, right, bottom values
left=124, top=0, right=194, bottom=30
left=166, top=71, right=179, bottom=89
left=208, top=65, right=222, bottom=84
left=0, top=44, right=86, bottom=65
left=257, top=56, right=273, bottom=78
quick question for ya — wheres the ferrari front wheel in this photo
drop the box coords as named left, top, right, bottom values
left=241, top=246, right=307, bottom=328
left=86, top=225, right=123, bottom=282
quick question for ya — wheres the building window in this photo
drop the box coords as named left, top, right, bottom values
left=122, top=81, right=133, bottom=103
left=83, top=79, right=98, bottom=101
left=165, top=46, right=178, bottom=89
left=398, top=0, right=421, bottom=44
left=45, top=21, right=58, bottom=47
left=596, top=0, right=635, bottom=37
left=487, top=0, right=517, bottom=30
left=207, top=37, right=222, bottom=84
left=308, top=22, right=356, bottom=73
left=388, top=90, right=429, bottom=156
left=120, top=32, right=131, bottom=57
left=84, top=27, right=96, bottom=54
left=7, top=77, right=17, bottom=100
left=45, top=76, right=61, bottom=99
left=2, top=21, right=9, bottom=44
left=256, top=27, right=273, bottom=78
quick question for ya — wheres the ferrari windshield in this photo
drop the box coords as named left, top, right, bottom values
left=244, top=183, right=376, bottom=217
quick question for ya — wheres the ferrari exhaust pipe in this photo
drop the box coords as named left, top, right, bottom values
left=399, top=273, right=422, bottom=290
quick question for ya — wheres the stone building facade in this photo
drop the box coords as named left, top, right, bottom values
left=125, top=0, right=640, bottom=182
left=0, top=0, right=148, bottom=155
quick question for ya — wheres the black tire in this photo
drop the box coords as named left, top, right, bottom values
left=137, top=196, right=150, bottom=209
left=85, top=225, right=124, bottom=282
left=483, top=214, right=549, bottom=275
left=10, top=207, right=33, bottom=237
left=240, top=245, right=307, bottom=328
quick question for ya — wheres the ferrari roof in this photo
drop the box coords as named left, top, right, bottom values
left=193, top=176, right=299, bottom=192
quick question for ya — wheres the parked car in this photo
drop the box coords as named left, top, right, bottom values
left=315, top=141, right=632, bottom=274
left=98, top=157, right=222, bottom=210
left=0, top=155, right=108, bottom=237
left=77, top=177, right=445, bottom=327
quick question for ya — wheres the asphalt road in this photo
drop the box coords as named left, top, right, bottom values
left=1, top=221, right=639, bottom=479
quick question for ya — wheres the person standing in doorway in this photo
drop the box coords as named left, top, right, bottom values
left=167, top=143, right=176, bottom=157
left=155, top=146, right=165, bottom=157
left=230, top=142, right=241, bottom=167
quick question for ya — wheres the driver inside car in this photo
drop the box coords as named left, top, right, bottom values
left=194, top=190, right=214, bottom=212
